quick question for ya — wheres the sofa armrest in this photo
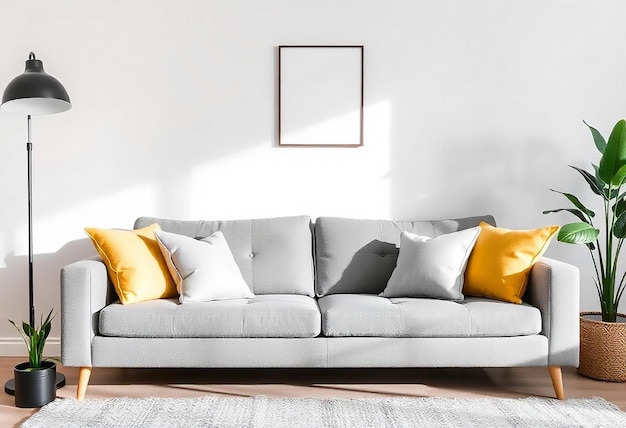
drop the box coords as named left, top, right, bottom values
left=60, top=259, right=110, bottom=367
left=525, top=257, right=580, bottom=366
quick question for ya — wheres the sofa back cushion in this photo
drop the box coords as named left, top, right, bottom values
left=135, top=215, right=314, bottom=296
left=314, top=215, right=495, bottom=296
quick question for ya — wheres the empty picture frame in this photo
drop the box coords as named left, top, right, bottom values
left=278, top=45, right=364, bottom=147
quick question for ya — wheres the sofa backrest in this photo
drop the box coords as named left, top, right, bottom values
left=314, top=215, right=495, bottom=296
left=134, top=215, right=315, bottom=296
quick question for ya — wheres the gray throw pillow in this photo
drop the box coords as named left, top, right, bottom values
left=154, top=230, right=254, bottom=303
left=380, top=227, right=481, bottom=301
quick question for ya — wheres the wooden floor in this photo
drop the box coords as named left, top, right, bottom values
left=2, top=358, right=625, bottom=427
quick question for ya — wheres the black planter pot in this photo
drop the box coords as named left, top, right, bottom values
left=14, top=360, right=56, bottom=408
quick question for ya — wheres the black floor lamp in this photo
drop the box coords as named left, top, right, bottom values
left=2, top=52, right=71, bottom=395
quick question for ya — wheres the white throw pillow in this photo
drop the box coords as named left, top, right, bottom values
left=154, top=230, right=254, bottom=303
left=380, top=227, right=481, bottom=301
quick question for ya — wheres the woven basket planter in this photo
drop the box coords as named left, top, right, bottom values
left=578, top=312, right=626, bottom=382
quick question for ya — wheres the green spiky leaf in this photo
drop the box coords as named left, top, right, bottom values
left=7, top=309, right=56, bottom=368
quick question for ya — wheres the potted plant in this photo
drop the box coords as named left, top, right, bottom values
left=8, top=309, right=57, bottom=407
left=544, top=119, right=626, bottom=382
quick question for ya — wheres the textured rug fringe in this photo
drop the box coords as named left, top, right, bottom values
left=21, top=395, right=626, bottom=428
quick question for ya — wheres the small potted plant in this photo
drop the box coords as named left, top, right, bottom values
left=544, top=119, right=626, bottom=382
left=9, top=309, right=57, bottom=407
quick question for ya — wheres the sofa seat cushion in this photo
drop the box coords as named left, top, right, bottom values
left=318, top=294, right=541, bottom=338
left=99, top=295, right=321, bottom=338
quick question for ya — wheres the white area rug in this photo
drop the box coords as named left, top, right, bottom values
left=21, top=395, right=626, bottom=428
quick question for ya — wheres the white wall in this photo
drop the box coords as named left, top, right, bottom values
left=1, top=0, right=625, bottom=356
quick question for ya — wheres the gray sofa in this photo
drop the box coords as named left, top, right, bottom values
left=60, top=215, right=580, bottom=401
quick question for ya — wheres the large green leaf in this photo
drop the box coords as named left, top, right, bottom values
left=549, top=189, right=595, bottom=217
left=584, top=120, right=607, bottom=154
left=599, top=119, right=626, bottom=184
left=612, top=164, right=626, bottom=187
left=558, top=222, right=599, bottom=244
left=614, top=212, right=626, bottom=238
left=570, top=165, right=605, bottom=197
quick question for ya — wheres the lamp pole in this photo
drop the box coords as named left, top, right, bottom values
left=27, top=114, right=35, bottom=328
left=2, top=52, right=71, bottom=397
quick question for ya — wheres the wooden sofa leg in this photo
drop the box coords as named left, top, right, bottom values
left=77, top=367, right=92, bottom=401
left=548, top=366, right=565, bottom=400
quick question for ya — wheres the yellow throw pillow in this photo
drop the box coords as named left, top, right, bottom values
left=463, top=222, right=559, bottom=304
left=84, top=223, right=177, bottom=305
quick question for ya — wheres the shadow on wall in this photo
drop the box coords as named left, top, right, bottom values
left=1, top=238, right=96, bottom=319
left=390, top=130, right=566, bottom=223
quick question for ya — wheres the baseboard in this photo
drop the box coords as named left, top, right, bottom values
left=0, top=336, right=61, bottom=357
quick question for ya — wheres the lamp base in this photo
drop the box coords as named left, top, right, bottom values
left=4, top=373, right=66, bottom=396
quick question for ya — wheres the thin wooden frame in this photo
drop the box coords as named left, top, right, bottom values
left=278, top=45, right=364, bottom=147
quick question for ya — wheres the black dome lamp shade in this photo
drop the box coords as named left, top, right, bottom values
left=1, top=52, right=71, bottom=115
left=2, top=52, right=70, bottom=401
